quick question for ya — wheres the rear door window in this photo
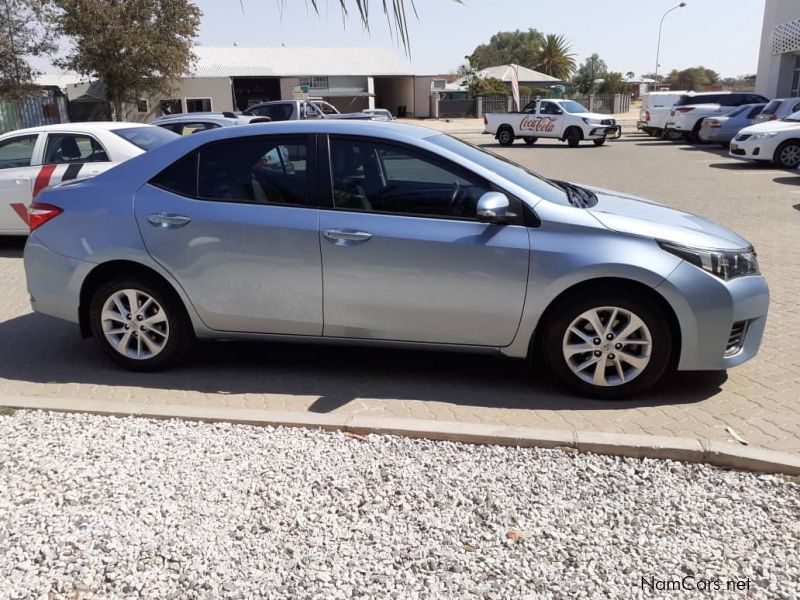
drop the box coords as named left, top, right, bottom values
left=44, top=133, right=109, bottom=164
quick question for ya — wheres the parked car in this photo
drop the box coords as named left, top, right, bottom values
left=23, top=121, right=768, bottom=398
left=729, top=111, right=800, bottom=168
left=664, top=92, right=770, bottom=142
left=151, top=112, right=270, bottom=135
left=698, top=103, right=766, bottom=146
left=0, top=122, right=178, bottom=236
left=362, top=108, right=395, bottom=121
left=637, top=91, right=689, bottom=137
left=244, top=100, right=370, bottom=121
left=484, top=99, right=621, bottom=147
left=753, top=97, right=800, bottom=124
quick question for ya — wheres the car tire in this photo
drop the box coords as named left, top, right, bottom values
left=649, top=128, right=663, bottom=137
left=593, top=137, right=606, bottom=147
left=566, top=128, right=582, bottom=148
left=687, top=121, right=704, bottom=144
left=523, top=136, right=538, bottom=145
left=664, top=128, right=685, bottom=142
left=497, top=127, right=515, bottom=146
left=89, top=276, right=193, bottom=371
left=541, top=290, right=672, bottom=399
left=773, top=140, right=800, bottom=169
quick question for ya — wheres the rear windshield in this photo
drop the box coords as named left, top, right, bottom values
left=427, top=134, right=570, bottom=206
left=112, top=126, right=179, bottom=151
left=760, top=100, right=781, bottom=115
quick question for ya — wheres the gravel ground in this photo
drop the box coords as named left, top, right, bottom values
left=0, top=411, right=797, bottom=599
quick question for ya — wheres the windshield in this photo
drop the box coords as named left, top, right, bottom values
left=112, top=126, right=179, bottom=151
left=559, top=100, right=588, bottom=114
left=427, top=134, right=570, bottom=206
left=761, top=100, right=781, bottom=116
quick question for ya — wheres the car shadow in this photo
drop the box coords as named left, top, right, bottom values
left=0, top=236, right=25, bottom=258
left=774, top=176, right=800, bottom=186
left=708, top=161, right=774, bottom=171
left=678, top=145, right=730, bottom=157
left=0, top=312, right=728, bottom=414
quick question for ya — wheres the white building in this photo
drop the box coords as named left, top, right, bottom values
left=755, top=0, right=800, bottom=98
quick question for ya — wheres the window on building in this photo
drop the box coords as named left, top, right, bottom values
left=299, top=76, right=329, bottom=90
left=137, top=99, right=149, bottom=113
left=160, top=99, right=183, bottom=115
left=792, top=56, right=800, bottom=98
left=186, top=98, right=213, bottom=113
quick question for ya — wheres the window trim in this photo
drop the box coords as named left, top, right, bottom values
left=322, top=134, right=526, bottom=226
left=0, top=134, right=40, bottom=170
left=42, top=132, right=111, bottom=165
left=150, top=133, right=320, bottom=209
left=185, top=97, right=213, bottom=113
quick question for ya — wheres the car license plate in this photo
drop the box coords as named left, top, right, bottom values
left=730, top=143, right=739, bottom=151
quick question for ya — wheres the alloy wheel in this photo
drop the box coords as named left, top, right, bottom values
left=101, top=289, right=170, bottom=359
left=561, top=306, right=653, bottom=387
left=780, top=144, right=800, bottom=168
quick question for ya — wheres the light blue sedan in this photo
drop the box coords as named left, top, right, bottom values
left=23, top=121, right=768, bottom=398
left=699, top=103, right=766, bottom=146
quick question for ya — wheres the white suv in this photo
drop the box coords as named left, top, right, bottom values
left=665, top=92, right=769, bottom=142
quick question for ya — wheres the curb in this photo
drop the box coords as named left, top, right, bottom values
left=2, top=395, right=798, bottom=476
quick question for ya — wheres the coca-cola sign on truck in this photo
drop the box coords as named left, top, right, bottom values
left=520, top=117, right=557, bottom=132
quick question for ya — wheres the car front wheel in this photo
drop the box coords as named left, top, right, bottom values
left=89, top=277, right=192, bottom=371
left=774, top=140, right=800, bottom=169
left=523, top=136, right=538, bottom=145
left=593, top=137, right=606, bottom=147
left=542, top=292, right=672, bottom=398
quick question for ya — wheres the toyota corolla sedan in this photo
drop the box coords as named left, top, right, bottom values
left=23, top=121, right=769, bottom=398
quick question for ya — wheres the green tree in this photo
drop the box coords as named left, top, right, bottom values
left=535, top=33, right=575, bottom=80
left=664, top=66, right=720, bottom=91
left=49, top=0, right=201, bottom=120
left=0, top=0, right=55, bottom=99
left=468, top=29, right=544, bottom=70
left=597, top=72, right=628, bottom=95
left=572, top=54, right=607, bottom=94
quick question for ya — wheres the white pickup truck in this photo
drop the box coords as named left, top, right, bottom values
left=483, top=99, right=621, bottom=147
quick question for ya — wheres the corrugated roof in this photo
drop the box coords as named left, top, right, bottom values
left=190, top=46, right=413, bottom=78
left=453, top=64, right=562, bottom=87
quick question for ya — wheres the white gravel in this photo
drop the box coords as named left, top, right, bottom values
left=0, top=411, right=797, bottom=599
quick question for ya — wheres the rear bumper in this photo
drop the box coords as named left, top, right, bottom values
left=24, top=234, right=89, bottom=324
left=656, top=262, right=769, bottom=371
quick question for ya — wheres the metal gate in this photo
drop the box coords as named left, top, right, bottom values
left=0, top=95, right=69, bottom=134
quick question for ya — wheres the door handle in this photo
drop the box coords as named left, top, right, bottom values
left=147, top=213, right=192, bottom=228
left=322, top=229, right=373, bottom=245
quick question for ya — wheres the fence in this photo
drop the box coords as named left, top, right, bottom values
left=436, top=93, right=631, bottom=118
left=0, top=95, right=69, bottom=134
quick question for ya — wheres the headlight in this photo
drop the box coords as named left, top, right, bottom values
left=751, top=132, right=778, bottom=140
left=658, top=241, right=760, bottom=281
left=582, top=117, right=601, bottom=125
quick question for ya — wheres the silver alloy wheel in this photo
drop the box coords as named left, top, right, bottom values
left=780, top=144, right=800, bottom=167
left=101, top=289, right=169, bottom=360
left=562, top=306, right=653, bottom=387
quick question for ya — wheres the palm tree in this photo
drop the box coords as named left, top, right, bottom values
left=535, top=34, right=576, bottom=81
left=626, top=71, right=635, bottom=79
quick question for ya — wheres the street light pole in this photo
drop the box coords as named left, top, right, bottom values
left=654, top=2, right=687, bottom=90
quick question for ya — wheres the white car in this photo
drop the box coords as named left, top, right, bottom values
left=637, top=90, right=689, bottom=137
left=484, top=99, right=621, bottom=147
left=729, top=111, right=800, bottom=168
left=664, top=92, right=769, bottom=142
left=0, top=122, right=178, bottom=235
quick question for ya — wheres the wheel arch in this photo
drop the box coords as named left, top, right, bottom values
left=79, top=259, right=194, bottom=338
left=563, top=125, right=583, bottom=141
left=528, top=277, right=682, bottom=370
left=773, top=138, right=800, bottom=164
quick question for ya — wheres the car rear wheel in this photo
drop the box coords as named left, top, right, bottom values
left=593, top=137, right=606, bottom=147
left=566, top=128, right=582, bottom=148
left=774, top=140, right=800, bottom=169
left=523, top=136, right=538, bottom=145
left=542, top=292, right=672, bottom=399
left=497, top=127, right=515, bottom=146
left=687, top=121, right=705, bottom=144
left=664, top=128, right=685, bottom=141
left=89, top=277, right=192, bottom=371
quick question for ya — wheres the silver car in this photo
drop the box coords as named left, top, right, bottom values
left=699, top=103, right=766, bottom=146
left=23, top=121, right=769, bottom=398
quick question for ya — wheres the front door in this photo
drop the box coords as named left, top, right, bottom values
left=320, top=136, right=529, bottom=346
left=0, top=134, right=40, bottom=233
left=135, top=134, right=323, bottom=335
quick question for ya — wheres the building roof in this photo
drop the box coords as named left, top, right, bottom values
left=33, top=74, right=86, bottom=90
left=453, top=64, right=561, bottom=88
left=190, top=46, right=413, bottom=78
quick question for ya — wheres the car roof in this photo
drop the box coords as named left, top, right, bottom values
left=0, top=121, right=151, bottom=137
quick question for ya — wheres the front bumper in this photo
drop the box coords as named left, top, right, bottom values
left=656, top=261, right=769, bottom=371
left=728, top=138, right=773, bottom=161
left=587, top=125, right=621, bottom=139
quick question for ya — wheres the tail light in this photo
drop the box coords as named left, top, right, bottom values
left=645, top=111, right=651, bottom=122
left=28, top=202, right=62, bottom=232
left=676, top=107, right=695, bottom=113
left=769, top=114, right=777, bottom=121
left=483, top=115, right=488, bottom=125
left=707, top=120, right=721, bottom=128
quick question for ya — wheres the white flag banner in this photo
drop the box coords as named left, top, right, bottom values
left=510, top=64, right=521, bottom=112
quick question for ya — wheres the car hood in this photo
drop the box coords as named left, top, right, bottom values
left=739, top=119, right=800, bottom=134
left=581, top=185, right=750, bottom=250
left=578, top=112, right=614, bottom=122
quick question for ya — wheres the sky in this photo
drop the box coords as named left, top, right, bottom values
left=37, top=0, right=767, bottom=78
left=188, top=0, right=767, bottom=78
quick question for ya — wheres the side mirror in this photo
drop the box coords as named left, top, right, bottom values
left=476, top=192, right=512, bottom=223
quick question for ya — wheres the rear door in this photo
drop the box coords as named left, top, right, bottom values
left=319, top=135, right=529, bottom=346
left=135, top=134, right=324, bottom=335
left=0, top=134, right=41, bottom=232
